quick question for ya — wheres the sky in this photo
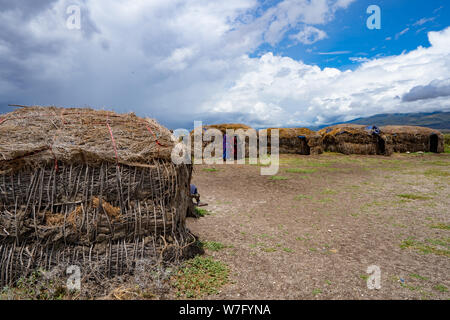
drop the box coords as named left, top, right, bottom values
left=0, top=0, right=449, bottom=130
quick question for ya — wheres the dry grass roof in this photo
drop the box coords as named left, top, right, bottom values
left=267, top=127, right=318, bottom=139
left=318, top=124, right=372, bottom=137
left=0, top=106, right=174, bottom=171
left=380, top=125, right=443, bottom=135
left=191, top=123, right=253, bottom=134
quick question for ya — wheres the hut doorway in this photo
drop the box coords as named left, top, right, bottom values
left=430, top=134, right=438, bottom=153
left=233, top=136, right=238, bottom=160
left=298, top=136, right=311, bottom=155
left=376, top=136, right=386, bottom=155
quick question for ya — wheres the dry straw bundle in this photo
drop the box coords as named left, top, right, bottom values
left=266, top=128, right=323, bottom=155
left=380, top=125, right=444, bottom=153
left=0, top=106, right=195, bottom=286
left=190, top=123, right=256, bottom=159
left=318, top=124, right=393, bottom=156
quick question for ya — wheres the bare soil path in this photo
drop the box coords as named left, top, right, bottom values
left=188, top=153, right=450, bottom=299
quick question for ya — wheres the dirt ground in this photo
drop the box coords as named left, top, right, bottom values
left=188, top=153, right=450, bottom=300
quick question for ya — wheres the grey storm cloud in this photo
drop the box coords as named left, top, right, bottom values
left=1, top=1, right=450, bottom=129
left=402, top=79, right=450, bottom=102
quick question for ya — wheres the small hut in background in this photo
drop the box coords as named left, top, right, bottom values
left=381, top=125, right=444, bottom=153
left=191, top=123, right=255, bottom=160
left=267, top=128, right=323, bottom=155
left=318, top=124, right=392, bottom=155
left=0, top=106, right=195, bottom=286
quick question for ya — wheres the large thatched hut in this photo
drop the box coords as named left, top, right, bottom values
left=381, top=125, right=444, bottom=153
left=267, top=128, right=323, bottom=155
left=0, top=106, right=195, bottom=286
left=318, top=124, right=392, bottom=155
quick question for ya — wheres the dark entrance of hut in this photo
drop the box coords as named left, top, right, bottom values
left=233, top=136, right=238, bottom=160
left=430, top=134, right=438, bottom=153
left=376, top=136, right=386, bottom=155
left=297, top=136, right=311, bottom=155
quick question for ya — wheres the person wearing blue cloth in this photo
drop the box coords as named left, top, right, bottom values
left=190, top=184, right=200, bottom=205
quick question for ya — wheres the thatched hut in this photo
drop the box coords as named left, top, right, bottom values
left=267, top=128, right=323, bottom=155
left=318, top=124, right=392, bottom=155
left=381, top=125, right=444, bottom=153
left=190, top=123, right=256, bottom=160
left=0, top=106, right=195, bottom=286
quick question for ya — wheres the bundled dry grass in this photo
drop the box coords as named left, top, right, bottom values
left=0, top=106, right=175, bottom=173
left=319, top=124, right=444, bottom=155
left=267, top=128, right=323, bottom=155
left=318, top=124, right=392, bottom=156
left=0, top=106, right=196, bottom=287
left=190, top=123, right=256, bottom=159
left=381, top=125, right=444, bottom=153
left=196, top=123, right=252, bottom=133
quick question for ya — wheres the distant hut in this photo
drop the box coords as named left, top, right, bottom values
left=318, top=124, right=392, bottom=155
left=0, top=106, right=195, bottom=286
left=191, top=123, right=256, bottom=160
left=381, top=125, right=444, bottom=153
left=267, top=128, right=323, bottom=155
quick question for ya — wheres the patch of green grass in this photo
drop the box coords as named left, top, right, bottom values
left=294, top=194, right=312, bottom=201
left=359, top=274, right=369, bottom=281
left=200, top=241, right=230, bottom=251
left=202, top=167, right=219, bottom=172
left=424, top=169, right=450, bottom=177
left=409, top=273, right=429, bottom=281
left=321, top=188, right=338, bottom=195
left=400, top=283, right=422, bottom=291
left=195, top=207, right=211, bottom=217
left=433, top=284, right=448, bottom=293
left=174, top=256, right=229, bottom=298
left=0, top=270, right=68, bottom=300
left=261, top=247, right=277, bottom=253
left=444, top=134, right=450, bottom=153
left=445, top=144, right=450, bottom=154
left=317, top=197, right=333, bottom=204
left=249, top=242, right=265, bottom=248
left=397, top=194, right=432, bottom=201
left=269, top=176, right=289, bottom=181
left=427, top=160, right=450, bottom=166
left=429, top=223, right=450, bottom=230
left=285, top=168, right=316, bottom=174
left=305, top=160, right=334, bottom=167
left=400, top=238, right=450, bottom=257
left=312, top=288, right=322, bottom=296
left=425, top=238, right=450, bottom=248
left=282, top=248, right=293, bottom=253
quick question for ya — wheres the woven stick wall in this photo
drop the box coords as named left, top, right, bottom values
left=0, top=106, right=194, bottom=286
